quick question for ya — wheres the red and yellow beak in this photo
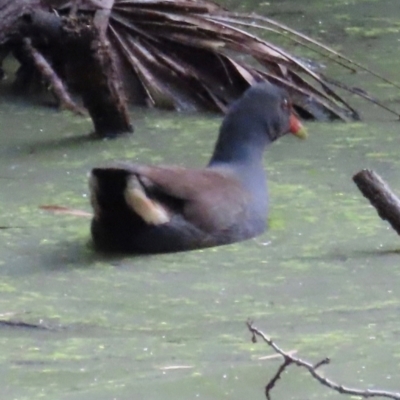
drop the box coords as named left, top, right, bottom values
left=289, top=114, right=307, bottom=139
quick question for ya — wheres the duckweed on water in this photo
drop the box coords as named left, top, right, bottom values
left=2, top=0, right=400, bottom=398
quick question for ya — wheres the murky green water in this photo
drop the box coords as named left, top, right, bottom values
left=1, top=0, right=400, bottom=399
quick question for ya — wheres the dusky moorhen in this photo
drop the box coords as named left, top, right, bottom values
left=89, top=82, right=307, bottom=253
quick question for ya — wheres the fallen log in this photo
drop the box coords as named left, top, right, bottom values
left=353, top=169, right=400, bottom=235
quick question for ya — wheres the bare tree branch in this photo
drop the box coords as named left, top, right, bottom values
left=247, top=321, right=400, bottom=400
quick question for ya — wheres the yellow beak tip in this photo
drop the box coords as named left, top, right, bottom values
left=293, top=126, right=308, bottom=139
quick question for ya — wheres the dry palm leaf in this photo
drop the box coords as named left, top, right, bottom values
left=53, top=0, right=400, bottom=120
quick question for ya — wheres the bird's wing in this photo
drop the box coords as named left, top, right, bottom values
left=103, top=163, right=251, bottom=232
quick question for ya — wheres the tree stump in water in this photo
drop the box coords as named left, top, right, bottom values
left=60, top=10, right=133, bottom=137
left=353, top=169, right=400, bottom=235
left=19, top=7, right=133, bottom=137
left=0, top=0, right=132, bottom=138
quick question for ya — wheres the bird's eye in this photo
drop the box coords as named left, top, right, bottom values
left=281, top=98, right=290, bottom=110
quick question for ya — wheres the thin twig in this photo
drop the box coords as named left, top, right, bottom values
left=265, top=358, right=292, bottom=400
left=247, top=321, right=400, bottom=400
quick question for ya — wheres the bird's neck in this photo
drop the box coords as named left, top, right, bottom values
left=208, top=122, right=270, bottom=168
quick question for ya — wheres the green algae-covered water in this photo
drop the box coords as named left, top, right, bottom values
left=1, top=0, right=400, bottom=399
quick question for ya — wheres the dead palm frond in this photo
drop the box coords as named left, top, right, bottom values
left=54, top=0, right=400, bottom=120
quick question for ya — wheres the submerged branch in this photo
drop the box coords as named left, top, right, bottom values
left=0, top=319, right=51, bottom=330
left=0, top=312, right=57, bottom=330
